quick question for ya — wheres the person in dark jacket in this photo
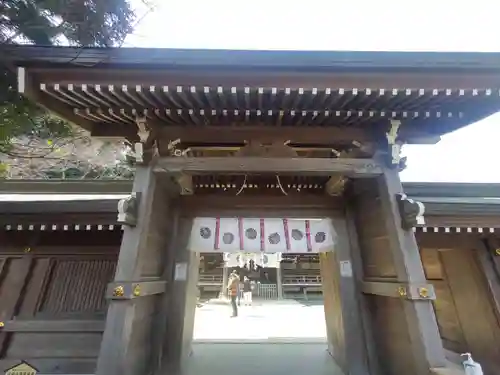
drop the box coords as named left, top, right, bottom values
left=227, top=270, right=240, bottom=317
left=242, top=276, right=253, bottom=306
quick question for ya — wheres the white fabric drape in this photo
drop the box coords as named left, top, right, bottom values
left=188, top=217, right=336, bottom=253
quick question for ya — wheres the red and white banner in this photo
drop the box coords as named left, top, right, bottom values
left=188, top=217, right=336, bottom=253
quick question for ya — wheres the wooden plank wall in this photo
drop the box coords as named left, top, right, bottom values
left=0, top=231, right=121, bottom=374
left=417, top=233, right=500, bottom=375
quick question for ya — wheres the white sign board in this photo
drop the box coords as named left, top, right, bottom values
left=174, top=262, right=188, bottom=281
left=339, top=260, right=353, bottom=277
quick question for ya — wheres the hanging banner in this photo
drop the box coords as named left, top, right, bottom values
left=188, top=217, right=337, bottom=254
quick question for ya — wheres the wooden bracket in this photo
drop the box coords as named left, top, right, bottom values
left=106, top=280, right=167, bottom=300
left=174, top=173, right=194, bottom=195
left=362, top=281, right=436, bottom=300
left=385, top=119, right=407, bottom=169
left=117, top=192, right=141, bottom=227
left=325, top=174, right=348, bottom=196
left=133, top=115, right=162, bottom=165
left=166, top=138, right=190, bottom=157
left=396, top=193, right=425, bottom=230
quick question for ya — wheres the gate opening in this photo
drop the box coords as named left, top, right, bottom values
left=182, top=217, right=346, bottom=375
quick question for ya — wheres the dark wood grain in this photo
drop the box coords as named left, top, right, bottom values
left=95, top=166, right=172, bottom=375
left=376, top=170, right=446, bottom=375
left=155, top=156, right=382, bottom=177
left=2, top=320, right=104, bottom=332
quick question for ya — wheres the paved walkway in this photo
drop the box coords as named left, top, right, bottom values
left=193, top=299, right=327, bottom=343
left=184, top=343, right=344, bottom=375
left=184, top=300, right=344, bottom=375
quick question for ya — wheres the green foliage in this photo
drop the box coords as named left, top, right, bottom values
left=0, top=0, right=136, bottom=178
left=42, top=162, right=135, bottom=180
left=1, top=0, right=135, bottom=46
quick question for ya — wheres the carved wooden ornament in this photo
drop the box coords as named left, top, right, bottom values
left=117, top=192, right=140, bottom=227
left=396, top=193, right=425, bottom=230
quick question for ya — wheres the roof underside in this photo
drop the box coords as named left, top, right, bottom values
left=7, top=46, right=500, bottom=145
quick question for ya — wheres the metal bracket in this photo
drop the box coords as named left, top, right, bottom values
left=362, top=281, right=436, bottom=300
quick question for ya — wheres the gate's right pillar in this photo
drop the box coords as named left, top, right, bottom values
left=350, top=169, right=446, bottom=375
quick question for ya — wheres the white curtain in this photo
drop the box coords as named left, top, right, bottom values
left=188, top=217, right=336, bottom=253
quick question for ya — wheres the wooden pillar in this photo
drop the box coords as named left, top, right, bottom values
left=95, top=167, right=173, bottom=375
left=377, top=169, right=446, bottom=374
left=319, top=218, right=370, bottom=375
left=160, top=216, right=199, bottom=374
left=276, top=259, right=283, bottom=299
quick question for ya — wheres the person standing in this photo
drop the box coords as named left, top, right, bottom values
left=242, top=276, right=253, bottom=306
left=227, top=270, right=240, bottom=317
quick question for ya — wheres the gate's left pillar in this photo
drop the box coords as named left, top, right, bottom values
left=95, top=167, right=173, bottom=375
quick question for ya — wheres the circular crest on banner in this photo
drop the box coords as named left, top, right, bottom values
left=315, top=231, right=326, bottom=243
left=291, top=229, right=303, bottom=241
left=268, top=232, right=281, bottom=244
left=245, top=228, right=258, bottom=239
left=222, top=232, right=235, bottom=244
left=199, top=227, right=211, bottom=239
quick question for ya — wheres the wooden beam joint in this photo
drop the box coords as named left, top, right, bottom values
left=362, top=281, right=436, bottom=300
left=106, top=280, right=167, bottom=300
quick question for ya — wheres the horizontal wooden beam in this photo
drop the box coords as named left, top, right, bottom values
left=0, top=246, right=118, bottom=256
left=106, top=280, right=167, bottom=300
left=154, top=157, right=382, bottom=177
left=0, top=179, right=132, bottom=194
left=90, top=124, right=438, bottom=146
left=361, top=281, right=436, bottom=300
left=178, top=195, right=342, bottom=218
left=91, top=124, right=375, bottom=145
left=1, top=319, right=104, bottom=332
left=28, top=64, right=500, bottom=91
left=6, top=180, right=497, bottom=197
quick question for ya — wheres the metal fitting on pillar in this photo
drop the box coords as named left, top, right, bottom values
left=113, top=285, right=125, bottom=297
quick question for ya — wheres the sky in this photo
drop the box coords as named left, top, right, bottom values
left=120, top=0, right=500, bottom=183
